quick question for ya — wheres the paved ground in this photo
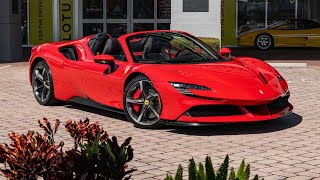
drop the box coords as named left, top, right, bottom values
left=0, top=62, right=320, bottom=180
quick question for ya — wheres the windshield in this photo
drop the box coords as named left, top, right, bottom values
left=126, top=32, right=225, bottom=64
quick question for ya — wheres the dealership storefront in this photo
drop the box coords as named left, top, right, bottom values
left=22, top=0, right=172, bottom=46
left=222, top=0, right=320, bottom=46
left=20, top=0, right=220, bottom=47
left=0, top=0, right=319, bottom=60
left=20, top=0, right=319, bottom=46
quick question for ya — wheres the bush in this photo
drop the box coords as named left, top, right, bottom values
left=165, top=155, right=261, bottom=180
left=0, top=118, right=263, bottom=180
left=0, top=119, right=63, bottom=180
left=170, top=37, right=220, bottom=52
left=0, top=118, right=135, bottom=180
left=198, top=37, right=220, bottom=52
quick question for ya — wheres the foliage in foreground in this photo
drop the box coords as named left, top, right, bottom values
left=0, top=118, right=135, bottom=180
left=165, top=155, right=261, bottom=180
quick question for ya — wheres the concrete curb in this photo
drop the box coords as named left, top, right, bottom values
left=268, top=63, right=308, bottom=68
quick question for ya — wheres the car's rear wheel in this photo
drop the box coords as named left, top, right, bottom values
left=255, top=34, right=273, bottom=50
left=124, top=76, right=163, bottom=129
left=32, top=61, right=59, bottom=105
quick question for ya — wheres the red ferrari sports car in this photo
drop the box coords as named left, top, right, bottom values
left=29, top=30, right=293, bottom=128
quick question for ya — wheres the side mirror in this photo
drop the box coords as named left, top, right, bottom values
left=220, top=47, right=232, bottom=57
left=94, top=54, right=115, bottom=66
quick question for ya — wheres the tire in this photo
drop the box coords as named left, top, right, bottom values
left=255, top=34, right=274, bottom=50
left=123, top=75, right=163, bottom=129
left=32, top=61, right=59, bottom=105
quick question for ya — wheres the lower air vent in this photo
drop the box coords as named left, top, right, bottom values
left=185, top=105, right=242, bottom=117
left=267, top=96, right=289, bottom=112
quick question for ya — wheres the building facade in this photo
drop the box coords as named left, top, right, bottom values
left=0, top=0, right=319, bottom=61
left=221, top=0, right=320, bottom=46
left=20, top=0, right=220, bottom=47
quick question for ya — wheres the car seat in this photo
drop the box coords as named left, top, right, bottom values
left=102, top=38, right=123, bottom=60
left=89, top=33, right=109, bottom=55
left=142, top=37, right=170, bottom=61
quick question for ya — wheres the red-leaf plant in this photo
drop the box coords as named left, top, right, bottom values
left=0, top=118, right=135, bottom=180
left=65, top=118, right=108, bottom=151
left=62, top=118, right=135, bottom=180
left=0, top=118, right=63, bottom=180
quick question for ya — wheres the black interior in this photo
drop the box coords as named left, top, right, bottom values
left=59, top=46, right=78, bottom=61
left=142, top=37, right=170, bottom=61
left=88, top=34, right=124, bottom=60
left=102, top=38, right=124, bottom=59
left=89, top=33, right=109, bottom=55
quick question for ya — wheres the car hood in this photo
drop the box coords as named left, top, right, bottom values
left=137, top=58, right=287, bottom=101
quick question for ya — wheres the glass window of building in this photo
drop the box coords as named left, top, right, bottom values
left=21, top=0, right=28, bottom=45
left=83, top=0, right=103, bottom=19
left=157, top=23, right=171, bottom=30
left=238, top=0, right=266, bottom=35
left=158, top=0, right=171, bottom=19
left=83, top=23, right=103, bottom=36
left=107, top=0, right=127, bottom=19
left=107, top=23, right=127, bottom=37
left=133, top=23, right=154, bottom=32
left=133, top=0, right=154, bottom=19
left=267, top=0, right=296, bottom=26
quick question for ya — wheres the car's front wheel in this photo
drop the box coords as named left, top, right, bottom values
left=32, top=61, right=59, bottom=105
left=124, top=75, right=163, bottom=129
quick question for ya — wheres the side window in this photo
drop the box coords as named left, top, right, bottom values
left=296, top=21, right=305, bottom=30
left=303, top=20, right=320, bottom=29
left=59, top=46, right=78, bottom=61
left=280, top=21, right=296, bottom=30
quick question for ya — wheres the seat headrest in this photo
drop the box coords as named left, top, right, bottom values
left=144, top=37, right=163, bottom=53
left=103, top=38, right=122, bottom=55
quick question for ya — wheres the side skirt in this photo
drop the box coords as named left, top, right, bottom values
left=160, top=120, right=229, bottom=127
left=69, top=97, right=125, bottom=115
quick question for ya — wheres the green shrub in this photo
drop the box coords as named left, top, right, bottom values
left=198, top=37, right=221, bottom=52
left=170, top=38, right=195, bottom=50
left=170, top=37, right=220, bottom=52
left=165, top=155, right=261, bottom=180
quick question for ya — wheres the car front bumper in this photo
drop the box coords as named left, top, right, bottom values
left=154, top=82, right=293, bottom=124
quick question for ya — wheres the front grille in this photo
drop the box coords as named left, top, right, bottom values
left=185, top=105, right=242, bottom=117
left=245, top=96, right=290, bottom=115
left=267, top=96, right=289, bottom=112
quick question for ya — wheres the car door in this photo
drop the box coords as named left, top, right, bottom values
left=72, top=41, right=128, bottom=109
left=273, top=20, right=308, bottom=47
left=58, top=45, right=87, bottom=99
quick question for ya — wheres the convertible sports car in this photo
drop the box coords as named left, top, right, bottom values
left=29, top=30, right=293, bottom=128
left=239, top=19, right=320, bottom=50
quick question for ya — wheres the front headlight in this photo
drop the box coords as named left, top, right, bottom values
left=281, top=88, right=290, bottom=97
left=170, top=82, right=211, bottom=95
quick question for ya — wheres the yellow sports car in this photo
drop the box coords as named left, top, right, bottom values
left=238, top=19, right=320, bottom=50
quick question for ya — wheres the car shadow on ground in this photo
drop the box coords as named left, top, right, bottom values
left=167, top=113, right=302, bottom=136
left=65, top=103, right=302, bottom=136
left=64, top=103, right=128, bottom=122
